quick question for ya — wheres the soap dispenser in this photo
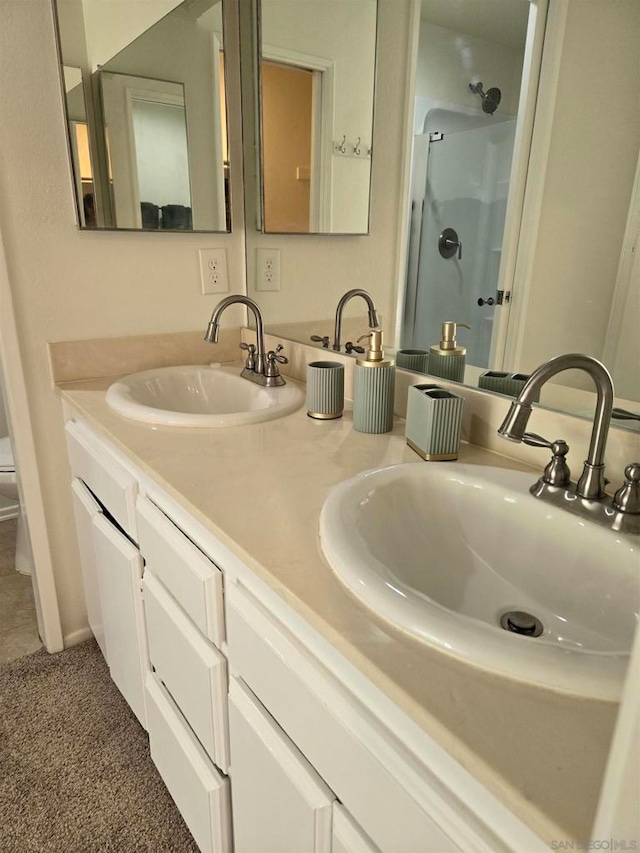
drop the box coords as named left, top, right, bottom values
left=428, top=322, right=470, bottom=382
left=353, top=329, right=395, bottom=434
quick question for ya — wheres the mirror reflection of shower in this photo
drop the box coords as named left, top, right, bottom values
left=469, top=81, right=502, bottom=115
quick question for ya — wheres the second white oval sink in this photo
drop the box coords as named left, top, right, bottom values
left=106, top=364, right=304, bottom=427
left=319, top=462, right=639, bottom=699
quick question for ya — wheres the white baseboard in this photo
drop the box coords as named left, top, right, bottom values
left=63, top=626, right=94, bottom=648
left=0, top=503, right=19, bottom=521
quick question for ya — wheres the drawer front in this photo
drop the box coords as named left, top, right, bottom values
left=137, top=495, right=224, bottom=647
left=146, top=674, right=232, bottom=853
left=144, top=572, right=230, bottom=773
left=65, top=420, right=138, bottom=540
left=228, top=676, right=334, bottom=853
left=226, top=582, right=462, bottom=853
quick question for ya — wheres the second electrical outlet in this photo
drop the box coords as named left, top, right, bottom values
left=256, top=248, right=281, bottom=292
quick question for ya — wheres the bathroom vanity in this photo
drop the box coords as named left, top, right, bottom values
left=57, top=359, right=624, bottom=853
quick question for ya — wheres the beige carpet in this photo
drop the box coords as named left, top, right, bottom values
left=0, top=640, right=199, bottom=852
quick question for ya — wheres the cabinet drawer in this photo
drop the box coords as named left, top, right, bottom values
left=137, top=495, right=224, bottom=647
left=144, top=572, right=230, bottom=772
left=146, top=674, right=232, bottom=853
left=65, top=420, right=138, bottom=540
left=226, top=582, right=461, bottom=853
left=228, top=676, right=334, bottom=853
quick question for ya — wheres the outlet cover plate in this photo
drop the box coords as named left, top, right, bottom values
left=256, top=248, right=281, bottom=292
left=199, top=248, right=229, bottom=294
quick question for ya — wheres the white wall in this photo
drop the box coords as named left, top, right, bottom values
left=81, top=0, right=180, bottom=70
left=513, top=0, right=640, bottom=384
left=415, top=20, right=525, bottom=123
left=261, top=0, right=377, bottom=234
left=0, top=0, right=244, bottom=643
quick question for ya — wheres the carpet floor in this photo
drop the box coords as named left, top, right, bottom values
left=0, top=640, right=199, bottom=852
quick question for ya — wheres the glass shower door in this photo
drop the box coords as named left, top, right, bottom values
left=411, top=119, right=516, bottom=369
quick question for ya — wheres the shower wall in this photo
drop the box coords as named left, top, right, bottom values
left=405, top=114, right=515, bottom=367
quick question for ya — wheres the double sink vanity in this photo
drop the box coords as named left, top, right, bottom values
left=52, top=325, right=638, bottom=853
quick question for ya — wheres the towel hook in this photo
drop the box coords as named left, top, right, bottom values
left=354, top=137, right=361, bottom=156
left=338, top=134, right=346, bottom=153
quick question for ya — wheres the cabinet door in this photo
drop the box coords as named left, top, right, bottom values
left=332, top=805, right=381, bottom=853
left=228, top=676, right=335, bottom=853
left=70, top=478, right=108, bottom=661
left=93, top=513, right=147, bottom=728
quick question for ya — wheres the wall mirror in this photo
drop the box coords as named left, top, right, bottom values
left=54, top=0, right=231, bottom=232
left=245, top=0, right=640, bottom=426
left=257, top=0, right=377, bottom=234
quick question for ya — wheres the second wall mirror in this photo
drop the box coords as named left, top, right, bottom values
left=54, top=0, right=231, bottom=232
left=257, top=0, right=378, bottom=234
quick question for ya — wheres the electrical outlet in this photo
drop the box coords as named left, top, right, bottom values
left=199, top=248, right=228, bottom=294
left=256, top=248, right=281, bottom=292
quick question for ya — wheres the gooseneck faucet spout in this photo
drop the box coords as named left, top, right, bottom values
left=205, top=295, right=266, bottom=376
left=333, top=289, right=380, bottom=352
left=498, top=353, right=614, bottom=500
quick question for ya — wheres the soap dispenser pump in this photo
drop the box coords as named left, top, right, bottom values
left=428, top=321, right=470, bottom=382
left=353, top=329, right=395, bottom=434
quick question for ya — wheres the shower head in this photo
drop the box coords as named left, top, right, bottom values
left=468, top=81, right=502, bottom=115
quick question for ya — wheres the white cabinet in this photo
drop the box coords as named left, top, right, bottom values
left=228, top=676, right=335, bottom=853
left=332, top=805, right=381, bottom=853
left=93, top=512, right=147, bottom=728
left=70, top=474, right=147, bottom=728
left=144, top=572, right=230, bottom=772
left=146, top=675, right=232, bottom=853
left=70, top=478, right=107, bottom=660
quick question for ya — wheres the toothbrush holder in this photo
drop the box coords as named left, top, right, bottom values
left=306, top=361, right=345, bottom=419
left=405, top=383, right=464, bottom=461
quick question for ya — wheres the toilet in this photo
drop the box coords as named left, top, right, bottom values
left=0, top=434, right=32, bottom=575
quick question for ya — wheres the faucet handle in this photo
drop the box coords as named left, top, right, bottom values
left=613, top=463, right=640, bottom=514
left=267, top=344, right=288, bottom=364
left=239, top=342, right=257, bottom=371
left=523, top=433, right=571, bottom=488
left=310, top=335, right=330, bottom=348
left=345, top=341, right=365, bottom=354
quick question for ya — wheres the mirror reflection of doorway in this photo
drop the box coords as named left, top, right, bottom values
left=261, top=60, right=313, bottom=232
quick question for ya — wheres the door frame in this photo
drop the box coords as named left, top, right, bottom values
left=261, top=44, right=335, bottom=232
left=0, top=230, right=63, bottom=653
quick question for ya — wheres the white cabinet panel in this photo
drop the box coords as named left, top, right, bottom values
left=146, top=674, right=232, bottom=853
left=228, top=676, right=335, bottom=853
left=65, top=420, right=138, bottom=540
left=136, top=495, right=225, bottom=647
left=226, top=582, right=462, bottom=853
left=144, top=572, right=230, bottom=772
left=93, top=513, right=147, bottom=728
left=71, top=478, right=108, bottom=661
left=332, top=805, right=381, bottom=853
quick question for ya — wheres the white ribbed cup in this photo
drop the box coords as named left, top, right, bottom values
left=306, top=361, right=344, bottom=419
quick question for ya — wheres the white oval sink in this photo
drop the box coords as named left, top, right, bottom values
left=319, top=462, right=639, bottom=699
left=106, top=364, right=304, bottom=427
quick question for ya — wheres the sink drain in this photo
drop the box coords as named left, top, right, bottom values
left=500, top=610, right=544, bottom=637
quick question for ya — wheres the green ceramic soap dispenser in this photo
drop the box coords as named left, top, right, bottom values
left=428, top=321, right=470, bottom=382
left=353, top=329, right=395, bottom=434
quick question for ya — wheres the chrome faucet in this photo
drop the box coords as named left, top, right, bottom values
left=204, top=295, right=287, bottom=387
left=498, top=353, right=639, bottom=534
left=333, top=289, right=380, bottom=352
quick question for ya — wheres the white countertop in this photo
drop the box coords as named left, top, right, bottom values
left=59, top=372, right=619, bottom=845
